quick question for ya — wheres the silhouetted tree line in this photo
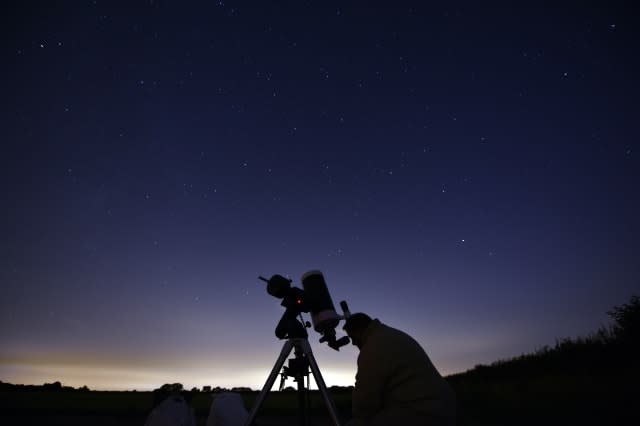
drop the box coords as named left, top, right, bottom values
left=151, top=383, right=189, bottom=408
left=275, top=385, right=353, bottom=393
left=448, top=295, right=640, bottom=382
left=201, top=385, right=233, bottom=393
left=0, top=380, right=90, bottom=392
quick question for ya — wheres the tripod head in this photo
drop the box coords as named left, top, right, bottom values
left=259, top=271, right=351, bottom=350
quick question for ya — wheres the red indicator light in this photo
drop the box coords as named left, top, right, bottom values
left=296, top=298, right=302, bottom=305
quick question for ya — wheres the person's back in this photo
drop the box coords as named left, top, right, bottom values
left=206, top=392, right=248, bottom=426
left=144, top=394, right=196, bottom=426
left=353, top=319, right=456, bottom=426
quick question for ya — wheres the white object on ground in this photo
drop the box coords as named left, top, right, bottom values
left=206, top=392, right=249, bottom=426
left=144, top=395, right=196, bottom=426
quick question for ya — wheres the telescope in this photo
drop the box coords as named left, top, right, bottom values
left=259, top=270, right=350, bottom=350
left=247, top=270, right=351, bottom=426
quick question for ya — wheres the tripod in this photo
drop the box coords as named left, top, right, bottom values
left=244, top=337, right=342, bottom=426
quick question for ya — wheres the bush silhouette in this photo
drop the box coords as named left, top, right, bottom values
left=607, top=294, right=640, bottom=346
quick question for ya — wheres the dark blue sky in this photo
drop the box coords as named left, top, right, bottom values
left=1, top=1, right=638, bottom=390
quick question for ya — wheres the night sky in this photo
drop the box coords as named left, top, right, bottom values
left=2, top=1, right=639, bottom=391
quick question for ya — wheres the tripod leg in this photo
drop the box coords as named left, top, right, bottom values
left=296, top=368, right=308, bottom=426
left=300, top=339, right=342, bottom=426
left=244, top=340, right=295, bottom=426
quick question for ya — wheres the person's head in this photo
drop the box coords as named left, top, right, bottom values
left=343, top=313, right=372, bottom=350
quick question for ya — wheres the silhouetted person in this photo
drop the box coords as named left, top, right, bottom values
left=145, top=388, right=196, bottom=426
left=206, top=392, right=249, bottom=426
left=343, top=313, right=456, bottom=426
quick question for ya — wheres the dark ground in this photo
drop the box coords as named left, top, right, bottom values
left=0, top=414, right=331, bottom=426
left=0, top=390, right=347, bottom=426
left=2, top=383, right=638, bottom=426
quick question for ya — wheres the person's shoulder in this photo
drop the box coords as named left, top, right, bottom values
left=363, top=321, right=398, bottom=349
left=375, top=322, right=420, bottom=347
left=376, top=321, right=403, bottom=337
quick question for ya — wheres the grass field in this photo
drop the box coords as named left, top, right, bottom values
left=3, top=376, right=640, bottom=426
left=3, top=375, right=637, bottom=426
left=0, top=389, right=351, bottom=426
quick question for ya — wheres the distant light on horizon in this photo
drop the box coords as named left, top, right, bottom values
left=0, top=362, right=277, bottom=391
left=0, top=358, right=359, bottom=391
left=0, top=353, right=484, bottom=391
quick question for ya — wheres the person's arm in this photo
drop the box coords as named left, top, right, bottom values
left=352, top=342, right=389, bottom=421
